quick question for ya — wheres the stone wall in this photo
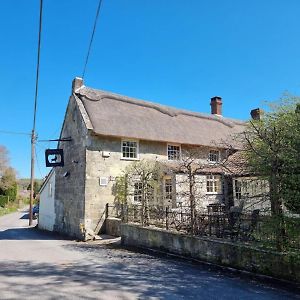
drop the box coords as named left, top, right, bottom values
left=105, top=217, right=121, bottom=237
left=121, top=223, right=300, bottom=283
left=175, top=174, right=225, bottom=210
left=54, top=95, right=88, bottom=239
left=84, top=136, right=227, bottom=232
left=84, top=136, right=168, bottom=232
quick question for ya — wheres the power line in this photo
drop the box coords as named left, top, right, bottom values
left=0, top=130, right=31, bottom=136
left=35, top=150, right=44, bottom=179
left=32, top=0, right=43, bottom=131
left=82, top=0, right=103, bottom=79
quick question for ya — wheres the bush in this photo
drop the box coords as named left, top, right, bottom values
left=3, top=182, right=17, bottom=202
left=0, top=195, right=9, bottom=207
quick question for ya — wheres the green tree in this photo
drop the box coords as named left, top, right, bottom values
left=0, top=167, right=18, bottom=201
left=27, top=180, right=42, bottom=198
left=242, top=96, right=300, bottom=249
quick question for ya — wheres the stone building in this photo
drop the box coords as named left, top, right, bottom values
left=51, top=77, right=245, bottom=240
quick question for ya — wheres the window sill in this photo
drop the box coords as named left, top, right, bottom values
left=120, top=157, right=140, bottom=161
left=206, top=192, right=223, bottom=195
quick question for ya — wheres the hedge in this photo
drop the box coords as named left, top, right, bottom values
left=0, top=195, right=9, bottom=207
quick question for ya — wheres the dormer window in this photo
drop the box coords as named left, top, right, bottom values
left=208, top=150, right=220, bottom=163
left=168, top=144, right=181, bottom=160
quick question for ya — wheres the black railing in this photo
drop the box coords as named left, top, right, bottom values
left=106, top=203, right=300, bottom=251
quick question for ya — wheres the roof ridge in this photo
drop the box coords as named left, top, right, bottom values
left=76, top=86, right=245, bottom=128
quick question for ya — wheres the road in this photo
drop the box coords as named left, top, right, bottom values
left=0, top=210, right=299, bottom=300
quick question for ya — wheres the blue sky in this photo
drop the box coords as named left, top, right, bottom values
left=1, top=0, right=300, bottom=178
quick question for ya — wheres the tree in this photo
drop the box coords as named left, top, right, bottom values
left=0, top=167, right=17, bottom=201
left=27, top=180, right=42, bottom=198
left=242, top=97, right=300, bottom=214
left=0, top=146, right=9, bottom=176
left=113, top=160, right=168, bottom=225
left=239, top=96, right=300, bottom=249
left=173, top=148, right=223, bottom=234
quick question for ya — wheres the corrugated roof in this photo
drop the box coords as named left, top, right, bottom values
left=75, top=86, right=245, bottom=148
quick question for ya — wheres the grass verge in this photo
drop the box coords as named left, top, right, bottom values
left=0, top=201, right=19, bottom=217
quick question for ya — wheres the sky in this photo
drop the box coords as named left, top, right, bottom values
left=1, top=0, right=300, bottom=179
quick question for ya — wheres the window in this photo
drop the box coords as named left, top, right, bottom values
left=133, top=182, right=143, bottom=202
left=206, top=175, right=222, bottom=193
left=208, top=150, right=220, bottom=163
left=168, top=144, right=181, bottom=160
left=164, top=178, right=173, bottom=202
left=122, top=140, right=138, bottom=159
left=234, top=180, right=241, bottom=200
left=133, top=182, right=153, bottom=202
left=48, top=183, right=52, bottom=197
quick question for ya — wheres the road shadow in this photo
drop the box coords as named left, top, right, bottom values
left=20, top=213, right=29, bottom=220
left=0, top=248, right=299, bottom=300
left=0, top=227, right=68, bottom=241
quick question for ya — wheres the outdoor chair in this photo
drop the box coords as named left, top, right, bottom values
left=239, top=209, right=260, bottom=241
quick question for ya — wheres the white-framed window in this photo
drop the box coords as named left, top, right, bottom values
left=167, top=144, right=181, bottom=160
left=133, top=182, right=143, bottom=202
left=164, top=177, right=173, bottom=202
left=206, top=175, right=222, bottom=194
left=234, top=179, right=241, bottom=200
left=208, top=150, right=220, bottom=163
left=121, top=140, right=139, bottom=159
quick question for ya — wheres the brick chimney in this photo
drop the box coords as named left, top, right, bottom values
left=250, top=108, right=262, bottom=120
left=210, top=96, right=222, bottom=116
left=72, top=77, right=84, bottom=93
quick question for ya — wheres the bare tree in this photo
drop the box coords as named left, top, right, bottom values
left=0, top=146, right=9, bottom=176
left=173, top=148, right=221, bottom=233
left=113, top=160, right=168, bottom=225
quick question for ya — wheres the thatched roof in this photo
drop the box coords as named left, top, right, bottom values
left=74, top=85, right=245, bottom=148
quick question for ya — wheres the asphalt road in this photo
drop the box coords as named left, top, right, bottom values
left=0, top=210, right=299, bottom=300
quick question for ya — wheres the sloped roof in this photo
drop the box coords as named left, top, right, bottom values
left=74, top=85, right=245, bottom=148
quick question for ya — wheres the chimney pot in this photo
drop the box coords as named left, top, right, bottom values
left=72, top=77, right=84, bottom=93
left=250, top=108, right=262, bottom=120
left=210, top=96, right=222, bottom=116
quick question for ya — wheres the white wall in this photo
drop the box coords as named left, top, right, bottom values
left=39, top=171, right=56, bottom=231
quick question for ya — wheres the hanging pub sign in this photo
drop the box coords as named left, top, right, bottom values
left=45, top=149, right=64, bottom=167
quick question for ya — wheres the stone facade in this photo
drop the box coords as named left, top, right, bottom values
left=232, top=176, right=270, bottom=214
left=52, top=79, right=237, bottom=240
left=53, top=96, right=228, bottom=239
left=54, top=95, right=88, bottom=239
left=84, top=135, right=228, bottom=234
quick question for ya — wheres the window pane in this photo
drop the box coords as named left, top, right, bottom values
left=209, top=150, right=219, bottom=162
left=168, top=145, right=180, bottom=160
left=122, top=141, right=137, bottom=158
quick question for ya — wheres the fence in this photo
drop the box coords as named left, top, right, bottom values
left=107, top=203, right=300, bottom=251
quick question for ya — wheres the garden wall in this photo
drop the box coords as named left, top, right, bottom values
left=105, top=217, right=121, bottom=237
left=121, top=223, right=300, bottom=283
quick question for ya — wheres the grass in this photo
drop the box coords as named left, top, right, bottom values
left=0, top=198, right=28, bottom=217
left=0, top=205, right=18, bottom=217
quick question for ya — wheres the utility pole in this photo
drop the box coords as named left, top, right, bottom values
left=29, top=0, right=43, bottom=226
left=29, top=131, right=36, bottom=226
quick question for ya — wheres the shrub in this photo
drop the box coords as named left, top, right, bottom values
left=0, top=195, right=9, bottom=207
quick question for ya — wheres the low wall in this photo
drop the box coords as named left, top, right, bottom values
left=121, top=223, right=300, bottom=283
left=105, top=217, right=121, bottom=237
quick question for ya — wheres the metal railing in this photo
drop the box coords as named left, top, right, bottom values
left=106, top=203, right=300, bottom=251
